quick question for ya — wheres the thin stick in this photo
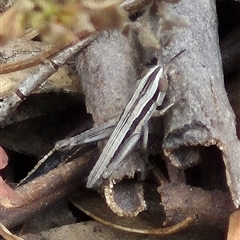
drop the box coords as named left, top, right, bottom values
left=0, top=32, right=98, bottom=125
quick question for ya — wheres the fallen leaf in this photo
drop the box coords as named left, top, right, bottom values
left=69, top=189, right=195, bottom=235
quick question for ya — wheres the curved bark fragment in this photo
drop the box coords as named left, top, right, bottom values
left=76, top=30, right=146, bottom=216
left=161, top=0, right=240, bottom=206
left=76, top=31, right=142, bottom=125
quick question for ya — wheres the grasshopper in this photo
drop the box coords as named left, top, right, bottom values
left=86, top=50, right=185, bottom=188
left=54, top=50, right=185, bottom=188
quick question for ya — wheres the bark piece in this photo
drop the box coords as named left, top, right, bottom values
left=76, top=30, right=141, bottom=125
left=158, top=182, right=234, bottom=229
left=104, top=179, right=146, bottom=217
left=76, top=30, right=145, bottom=216
left=161, top=0, right=240, bottom=206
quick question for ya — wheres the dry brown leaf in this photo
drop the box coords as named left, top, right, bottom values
left=69, top=189, right=195, bottom=235
left=0, top=0, right=33, bottom=45
left=0, top=0, right=127, bottom=46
